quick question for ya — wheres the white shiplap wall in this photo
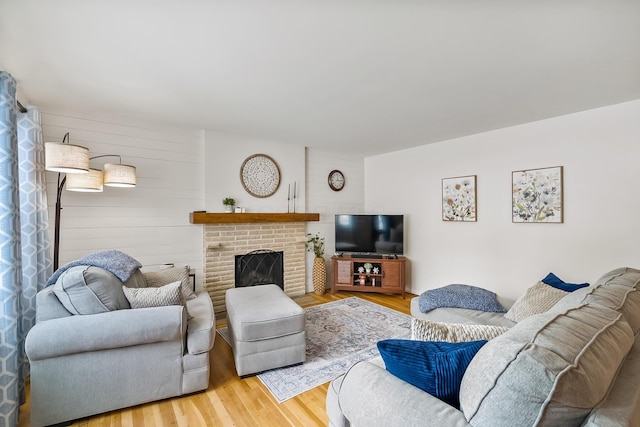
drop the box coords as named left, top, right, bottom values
left=41, top=111, right=205, bottom=283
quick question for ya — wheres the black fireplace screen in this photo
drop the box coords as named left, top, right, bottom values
left=234, top=250, right=284, bottom=290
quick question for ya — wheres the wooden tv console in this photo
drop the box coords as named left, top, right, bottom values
left=330, top=255, right=406, bottom=298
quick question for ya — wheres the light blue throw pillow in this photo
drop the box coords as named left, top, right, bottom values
left=418, top=284, right=506, bottom=313
left=377, top=339, right=487, bottom=407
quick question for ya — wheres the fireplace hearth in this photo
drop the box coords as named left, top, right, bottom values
left=235, top=250, right=284, bottom=290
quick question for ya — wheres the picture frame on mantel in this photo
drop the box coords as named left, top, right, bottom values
left=442, top=175, right=477, bottom=222
left=512, top=166, right=563, bottom=223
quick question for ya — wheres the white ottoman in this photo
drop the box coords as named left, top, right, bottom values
left=225, top=284, right=306, bottom=376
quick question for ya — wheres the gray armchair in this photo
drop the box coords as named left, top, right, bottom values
left=25, top=267, right=215, bottom=426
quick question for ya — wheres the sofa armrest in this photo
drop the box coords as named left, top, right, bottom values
left=26, top=305, right=186, bottom=361
left=338, top=361, right=472, bottom=427
left=186, top=285, right=216, bottom=354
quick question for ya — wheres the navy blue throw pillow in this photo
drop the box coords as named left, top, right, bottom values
left=418, top=284, right=506, bottom=313
left=377, top=339, right=487, bottom=408
left=541, top=272, right=589, bottom=292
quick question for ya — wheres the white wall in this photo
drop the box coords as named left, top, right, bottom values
left=305, top=147, right=365, bottom=291
left=42, top=110, right=205, bottom=281
left=204, top=130, right=306, bottom=213
left=365, top=100, right=640, bottom=300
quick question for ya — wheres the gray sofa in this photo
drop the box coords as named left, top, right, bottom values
left=327, top=267, right=640, bottom=427
left=25, top=267, right=216, bottom=427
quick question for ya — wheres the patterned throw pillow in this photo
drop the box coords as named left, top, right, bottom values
left=411, top=318, right=509, bottom=343
left=143, top=266, right=195, bottom=300
left=504, top=281, right=568, bottom=322
left=122, top=281, right=184, bottom=309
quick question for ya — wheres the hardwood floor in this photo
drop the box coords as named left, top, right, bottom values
left=18, top=291, right=415, bottom=427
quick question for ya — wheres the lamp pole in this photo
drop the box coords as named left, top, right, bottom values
left=53, top=173, right=67, bottom=271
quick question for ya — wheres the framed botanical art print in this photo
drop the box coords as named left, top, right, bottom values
left=442, top=175, right=477, bottom=222
left=512, top=166, right=563, bottom=223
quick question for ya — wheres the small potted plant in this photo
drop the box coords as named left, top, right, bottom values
left=364, top=262, right=373, bottom=274
left=222, top=197, right=235, bottom=213
left=306, top=232, right=326, bottom=295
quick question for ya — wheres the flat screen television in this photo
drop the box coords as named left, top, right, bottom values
left=335, top=214, right=404, bottom=256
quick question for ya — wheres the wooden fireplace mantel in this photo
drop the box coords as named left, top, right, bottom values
left=189, top=212, right=320, bottom=224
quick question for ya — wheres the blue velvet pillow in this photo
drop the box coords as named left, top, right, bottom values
left=418, top=284, right=506, bottom=313
left=377, top=339, right=486, bottom=407
left=541, top=272, right=589, bottom=292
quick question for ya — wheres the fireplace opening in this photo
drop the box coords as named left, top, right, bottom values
left=235, top=250, right=284, bottom=290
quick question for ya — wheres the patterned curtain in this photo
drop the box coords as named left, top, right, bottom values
left=0, top=71, right=52, bottom=427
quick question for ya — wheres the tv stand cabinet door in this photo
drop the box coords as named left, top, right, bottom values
left=381, top=260, right=405, bottom=295
left=333, top=259, right=353, bottom=289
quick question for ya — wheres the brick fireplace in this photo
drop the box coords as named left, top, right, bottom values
left=192, top=212, right=319, bottom=315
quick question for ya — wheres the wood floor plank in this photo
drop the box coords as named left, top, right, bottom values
left=18, top=291, right=415, bottom=427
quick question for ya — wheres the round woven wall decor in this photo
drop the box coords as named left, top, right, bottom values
left=240, top=154, right=281, bottom=198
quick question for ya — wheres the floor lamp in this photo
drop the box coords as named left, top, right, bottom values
left=45, top=133, right=137, bottom=270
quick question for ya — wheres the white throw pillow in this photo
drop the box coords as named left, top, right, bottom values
left=411, top=318, right=509, bottom=343
left=143, top=266, right=195, bottom=300
left=123, top=281, right=183, bottom=309
left=505, top=281, right=568, bottom=322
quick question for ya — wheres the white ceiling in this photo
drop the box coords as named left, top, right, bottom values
left=1, top=1, right=639, bottom=154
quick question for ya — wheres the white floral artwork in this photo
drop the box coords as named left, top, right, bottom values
left=442, top=175, right=477, bottom=222
left=372, top=267, right=380, bottom=274
left=512, top=166, right=563, bottom=223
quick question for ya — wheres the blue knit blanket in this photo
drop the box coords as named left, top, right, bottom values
left=45, top=250, right=142, bottom=287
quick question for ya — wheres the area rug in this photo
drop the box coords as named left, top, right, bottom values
left=218, top=296, right=411, bottom=402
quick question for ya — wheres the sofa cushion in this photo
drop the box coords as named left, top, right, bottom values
left=581, top=337, right=640, bottom=427
left=378, top=339, right=486, bottom=408
left=504, top=281, right=568, bottom=322
left=411, top=318, right=508, bottom=343
left=591, top=267, right=640, bottom=334
left=418, top=284, right=506, bottom=313
left=185, top=285, right=216, bottom=355
left=541, top=272, right=589, bottom=292
left=460, top=303, right=634, bottom=427
left=143, top=266, right=195, bottom=300
left=53, top=265, right=130, bottom=315
left=123, top=268, right=147, bottom=288
left=410, top=297, right=516, bottom=328
left=550, top=268, right=640, bottom=335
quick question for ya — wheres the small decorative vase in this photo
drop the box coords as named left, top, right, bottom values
left=312, top=257, right=326, bottom=295
left=224, top=205, right=234, bottom=213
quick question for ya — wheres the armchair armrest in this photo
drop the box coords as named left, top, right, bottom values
left=338, top=361, right=472, bottom=427
left=26, top=305, right=186, bottom=361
